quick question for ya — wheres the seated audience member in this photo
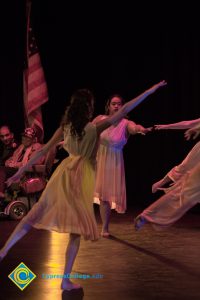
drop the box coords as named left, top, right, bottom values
left=0, top=125, right=18, bottom=166
left=0, top=128, right=44, bottom=198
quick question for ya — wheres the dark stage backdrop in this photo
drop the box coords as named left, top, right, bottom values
left=1, top=1, right=200, bottom=208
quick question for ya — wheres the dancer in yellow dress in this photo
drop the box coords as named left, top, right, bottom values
left=0, top=81, right=166, bottom=290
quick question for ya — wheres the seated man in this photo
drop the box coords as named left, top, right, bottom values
left=0, top=125, right=18, bottom=166
left=0, top=128, right=44, bottom=198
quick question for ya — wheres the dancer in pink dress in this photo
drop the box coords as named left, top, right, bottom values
left=134, top=118, right=200, bottom=231
left=93, top=94, right=152, bottom=237
left=0, top=81, right=166, bottom=290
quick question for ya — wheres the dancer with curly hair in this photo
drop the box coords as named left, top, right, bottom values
left=0, top=81, right=166, bottom=290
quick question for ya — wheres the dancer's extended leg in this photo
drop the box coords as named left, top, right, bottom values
left=0, top=220, right=32, bottom=261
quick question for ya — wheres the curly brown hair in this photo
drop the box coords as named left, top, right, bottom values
left=61, top=89, right=94, bottom=139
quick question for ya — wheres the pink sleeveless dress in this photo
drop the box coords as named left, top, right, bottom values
left=93, top=116, right=129, bottom=213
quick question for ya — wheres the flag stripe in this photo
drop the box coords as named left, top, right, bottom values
left=27, top=95, right=48, bottom=113
left=24, top=1, right=48, bottom=143
left=28, top=77, right=47, bottom=93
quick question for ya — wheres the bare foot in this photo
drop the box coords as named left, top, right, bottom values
left=101, top=231, right=110, bottom=238
left=61, top=280, right=82, bottom=291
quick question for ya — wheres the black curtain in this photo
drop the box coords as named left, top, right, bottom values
left=1, top=1, right=200, bottom=207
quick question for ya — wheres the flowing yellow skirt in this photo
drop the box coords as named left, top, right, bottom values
left=23, top=156, right=99, bottom=241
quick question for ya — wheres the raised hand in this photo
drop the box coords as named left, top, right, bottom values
left=148, top=80, right=167, bottom=95
left=184, top=127, right=200, bottom=140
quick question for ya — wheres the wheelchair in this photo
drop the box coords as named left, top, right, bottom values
left=0, top=147, right=56, bottom=221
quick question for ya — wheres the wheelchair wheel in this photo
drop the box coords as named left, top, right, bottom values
left=9, top=202, right=28, bottom=220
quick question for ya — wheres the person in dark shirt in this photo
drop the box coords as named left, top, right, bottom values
left=0, top=127, right=43, bottom=198
left=0, top=125, right=18, bottom=166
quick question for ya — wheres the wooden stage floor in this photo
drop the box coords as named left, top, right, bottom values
left=0, top=207, right=200, bottom=300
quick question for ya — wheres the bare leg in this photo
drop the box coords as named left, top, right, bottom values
left=0, top=219, right=32, bottom=260
left=61, top=233, right=81, bottom=290
left=0, top=222, right=82, bottom=291
left=100, top=200, right=111, bottom=237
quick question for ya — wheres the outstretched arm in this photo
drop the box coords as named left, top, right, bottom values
left=127, top=121, right=152, bottom=135
left=96, top=80, right=167, bottom=135
left=6, top=127, right=63, bottom=186
left=154, top=118, right=200, bottom=130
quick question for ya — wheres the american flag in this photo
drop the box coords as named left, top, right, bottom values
left=23, top=0, right=48, bottom=143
